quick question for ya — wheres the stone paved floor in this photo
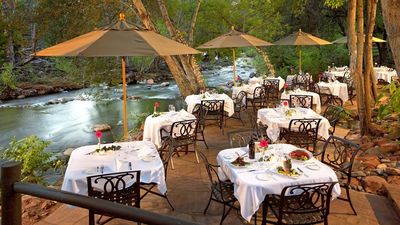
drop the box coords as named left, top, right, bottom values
left=35, top=112, right=400, bottom=225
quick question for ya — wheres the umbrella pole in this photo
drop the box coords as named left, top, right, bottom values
left=298, top=46, right=302, bottom=74
left=232, top=48, right=236, bottom=86
left=122, top=56, right=129, bottom=140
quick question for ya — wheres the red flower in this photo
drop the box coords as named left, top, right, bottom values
left=95, top=131, right=102, bottom=139
left=282, top=101, right=288, bottom=107
left=284, top=83, right=288, bottom=89
left=237, top=75, right=242, bottom=81
left=260, top=139, right=268, bottom=148
left=154, top=101, right=159, bottom=108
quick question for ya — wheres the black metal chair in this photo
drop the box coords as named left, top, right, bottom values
left=322, top=105, right=345, bottom=136
left=140, top=143, right=175, bottom=210
left=227, top=91, right=247, bottom=125
left=159, top=119, right=199, bottom=164
left=293, top=73, right=312, bottom=90
left=289, top=95, right=313, bottom=108
left=87, top=171, right=141, bottom=225
left=264, top=79, right=281, bottom=107
left=281, top=118, right=322, bottom=152
left=319, top=136, right=360, bottom=215
left=249, top=86, right=267, bottom=109
left=261, top=182, right=338, bottom=225
left=192, top=104, right=209, bottom=149
left=198, top=151, right=238, bottom=225
left=228, top=128, right=261, bottom=148
left=315, top=83, right=343, bottom=106
left=201, top=100, right=225, bottom=134
left=343, top=76, right=356, bottom=105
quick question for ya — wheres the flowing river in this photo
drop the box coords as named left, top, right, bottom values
left=0, top=58, right=256, bottom=152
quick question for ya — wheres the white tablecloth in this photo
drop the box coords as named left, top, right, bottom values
left=281, top=89, right=321, bottom=113
left=248, top=77, right=285, bottom=90
left=374, top=67, right=397, bottom=83
left=317, top=81, right=349, bottom=102
left=185, top=93, right=234, bottom=116
left=143, top=110, right=196, bottom=148
left=324, top=71, right=346, bottom=80
left=232, top=84, right=262, bottom=99
left=257, top=108, right=331, bottom=142
left=248, top=77, right=263, bottom=85
left=217, top=144, right=340, bottom=221
left=62, top=141, right=166, bottom=195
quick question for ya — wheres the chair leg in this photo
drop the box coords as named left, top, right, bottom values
left=203, top=193, right=213, bottom=214
left=346, top=186, right=357, bottom=215
left=261, top=198, right=268, bottom=225
left=220, top=204, right=234, bottom=225
left=202, top=131, right=209, bottom=149
left=165, top=192, right=175, bottom=211
left=89, top=210, right=95, bottom=225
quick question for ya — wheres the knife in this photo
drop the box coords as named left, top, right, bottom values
left=297, top=168, right=309, bottom=177
left=128, top=162, right=132, bottom=170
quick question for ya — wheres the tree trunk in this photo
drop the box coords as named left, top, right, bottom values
left=188, top=0, right=202, bottom=46
left=132, top=0, right=205, bottom=96
left=2, top=0, right=16, bottom=65
left=364, top=0, right=378, bottom=128
left=381, top=0, right=400, bottom=75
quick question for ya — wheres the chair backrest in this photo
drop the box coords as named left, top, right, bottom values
left=264, top=79, right=280, bottom=100
left=253, top=86, right=266, bottom=99
left=321, top=136, right=360, bottom=183
left=323, top=105, right=344, bottom=128
left=235, top=91, right=247, bottom=110
left=169, top=119, right=197, bottom=140
left=87, top=171, right=141, bottom=207
left=201, top=100, right=224, bottom=114
left=228, top=129, right=259, bottom=148
left=192, top=103, right=208, bottom=129
left=275, top=182, right=337, bottom=224
left=289, top=95, right=313, bottom=108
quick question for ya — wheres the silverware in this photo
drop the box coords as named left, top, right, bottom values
left=128, top=162, right=132, bottom=170
left=100, top=165, right=104, bottom=174
left=297, top=168, right=309, bottom=177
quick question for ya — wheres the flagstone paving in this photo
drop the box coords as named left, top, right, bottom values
left=35, top=114, right=399, bottom=225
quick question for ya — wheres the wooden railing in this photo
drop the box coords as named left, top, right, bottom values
left=0, top=161, right=202, bottom=225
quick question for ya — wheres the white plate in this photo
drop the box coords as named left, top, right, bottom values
left=223, top=155, right=235, bottom=160
left=142, top=155, right=156, bottom=162
left=256, top=173, right=272, bottom=181
left=306, top=163, right=321, bottom=170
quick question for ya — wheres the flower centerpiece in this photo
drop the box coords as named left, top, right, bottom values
left=283, top=83, right=289, bottom=94
left=153, top=101, right=160, bottom=116
left=237, top=75, right=243, bottom=86
left=257, top=139, right=269, bottom=152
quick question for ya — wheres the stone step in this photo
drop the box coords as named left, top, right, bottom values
left=386, top=184, right=400, bottom=218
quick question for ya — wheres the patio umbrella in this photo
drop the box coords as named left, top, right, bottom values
left=197, top=27, right=272, bottom=85
left=35, top=13, right=200, bottom=139
left=273, top=29, right=332, bottom=73
left=332, top=36, right=386, bottom=44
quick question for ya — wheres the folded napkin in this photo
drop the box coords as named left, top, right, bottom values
left=138, top=148, right=155, bottom=158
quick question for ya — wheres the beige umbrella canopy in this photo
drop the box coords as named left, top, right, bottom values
left=197, top=27, right=272, bottom=84
left=35, top=13, right=200, bottom=139
left=332, top=36, right=386, bottom=44
left=274, top=29, right=332, bottom=73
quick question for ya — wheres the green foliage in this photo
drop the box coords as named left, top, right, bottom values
left=0, top=63, right=18, bottom=91
left=131, top=112, right=151, bottom=132
left=0, top=135, right=59, bottom=184
left=129, top=56, right=155, bottom=74
left=377, top=81, right=400, bottom=119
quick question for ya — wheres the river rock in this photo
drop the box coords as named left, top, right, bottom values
left=93, top=124, right=111, bottom=132
left=351, top=171, right=366, bottom=177
left=63, top=148, right=74, bottom=156
left=249, top=72, right=256, bottom=78
left=365, top=146, right=382, bottom=155
left=385, top=167, right=400, bottom=175
left=160, top=82, right=170, bottom=87
left=387, top=176, right=400, bottom=184
left=361, top=176, right=388, bottom=194
left=146, top=79, right=154, bottom=85
left=376, top=163, right=388, bottom=170
left=379, top=142, right=400, bottom=154
left=127, top=96, right=142, bottom=100
left=17, top=95, right=26, bottom=99
left=356, top=154, right=381, bottom=169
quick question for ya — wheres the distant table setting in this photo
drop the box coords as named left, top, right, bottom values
left=185, top=92, right=234, bottom=116
left=281, top=89, right=321, bottom=113
left=232, top=83, right=262, bottom=99
left=248, top=77, right=264, bottom=85
left=62, top=141, right=166, bottom=195
left=374, top=67, right=398, bottom=83
left=257, top=107, right=331, bottom=142
left=143, top=110, right=196, bottom=148
left=217, top=144, right=340, bottom=221
left=317, top=81, right=349, bottom=102
left=324, top=70, right=346, bottom=80
left=247, top=76, right=285, bottom=90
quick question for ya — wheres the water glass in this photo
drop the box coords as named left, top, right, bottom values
left=168, top=104, right=175, bottom=112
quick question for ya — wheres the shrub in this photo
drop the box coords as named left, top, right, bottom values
left=0, top=135, right=60, bottom=184
left=0, top=63, right=17, bottom=91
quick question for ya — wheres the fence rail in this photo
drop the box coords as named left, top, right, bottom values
left=0, top=161, right=202, bottom=225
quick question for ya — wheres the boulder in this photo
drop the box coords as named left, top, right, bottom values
left=351, top=171, right=367, bottom=177
left=387, top=176, right=400, bottom=185
left=376, top=163, right=388, bottom=170
left=385, top=167, right=400, bottom=176
left=160, top=82, right=170, bottom=87
left=356, top=154, right=381, bottom=169
left=93, top=124, right=111, bottom=132
left=361, top=176, right=388, bottom=194
left=379, top=142, right=400, bottom=154
left=146, top=79, right=154, bottom=85
left=365, top=146, right=382, bottom=155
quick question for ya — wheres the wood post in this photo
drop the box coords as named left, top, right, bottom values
left=1, top=161, right=22, bottom=225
